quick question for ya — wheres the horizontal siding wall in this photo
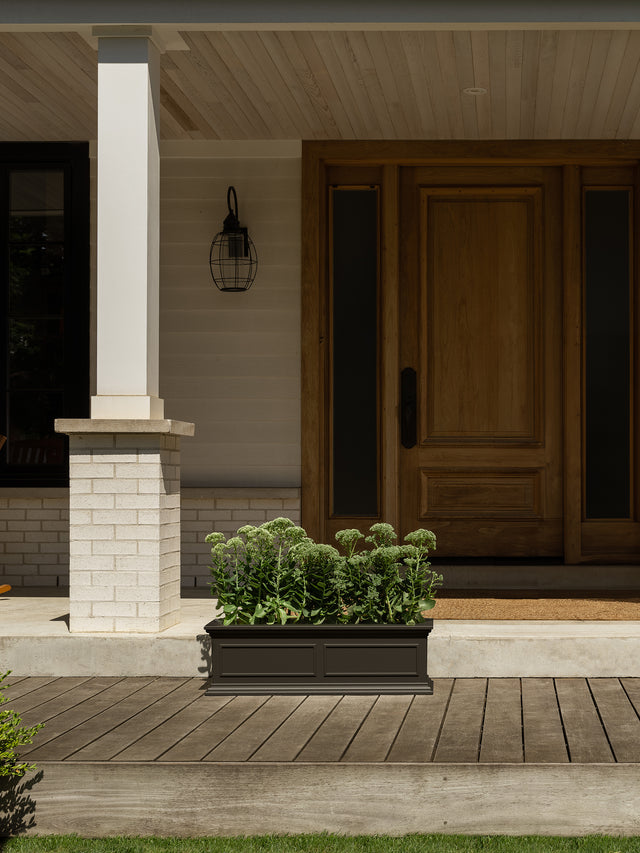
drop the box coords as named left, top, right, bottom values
left=90, top=141, right=301, bottom=487
left=159, top=141, right=302, bottom=487
left=1, top=142, right=303, bottom=588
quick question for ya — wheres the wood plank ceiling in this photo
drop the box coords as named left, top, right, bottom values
left=1, top=28, right=640, bottom=140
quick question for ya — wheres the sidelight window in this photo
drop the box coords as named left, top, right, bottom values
left=329, top=186, right=380, bottom=517
left=583, top=188, right=632, bottom=519
left=0, top=144, right=89, bottom=486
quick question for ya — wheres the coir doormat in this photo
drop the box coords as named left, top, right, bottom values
left=434, top=589, right=640, bottom=620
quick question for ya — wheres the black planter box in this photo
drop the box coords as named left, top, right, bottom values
left=203, top=620, right=434, bottom=695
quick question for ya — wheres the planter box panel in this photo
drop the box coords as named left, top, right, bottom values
left=204, top=621, right=433, bottom=695
left=324, top=642, right=423, bottom=677
left=217, top=643, right=316, bottom=677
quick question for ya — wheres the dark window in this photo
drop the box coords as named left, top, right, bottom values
left=330, top=187, right=379, bottom=516
left=0, top=144, right=89, bottom=485
left=584, top=189, right=631, bottom=519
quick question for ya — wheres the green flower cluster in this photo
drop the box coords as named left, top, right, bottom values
left=206, top=518, right=442, bottom=626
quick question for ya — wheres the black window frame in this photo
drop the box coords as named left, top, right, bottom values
left=0, top=142, right=90, bottom=487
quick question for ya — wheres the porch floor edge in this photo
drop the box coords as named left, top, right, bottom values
left=3, top=624, right=640, bottom=677
left=10, top=761, right=640, bottom=837
left=3, top=597, right=640, bottom=676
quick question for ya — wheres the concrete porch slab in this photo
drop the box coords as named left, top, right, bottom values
left=2, top=594, right=640, bottom=677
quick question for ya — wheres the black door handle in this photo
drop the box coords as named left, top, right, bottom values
left=401, top=367, right=417, bottom=448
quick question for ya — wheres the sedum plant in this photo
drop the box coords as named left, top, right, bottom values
left=207, top=518, right=340, bottom=625
left=207, top=518, right=442, bottom=626
left=335, top=522, right=441, bottom=624
left=0, top=671, right=44, bottom=779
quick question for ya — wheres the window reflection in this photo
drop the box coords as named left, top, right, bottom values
left=5, top=169, right=66, bottom=468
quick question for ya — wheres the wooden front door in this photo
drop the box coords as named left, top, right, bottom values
left=398, top=166, right=564, bottom=557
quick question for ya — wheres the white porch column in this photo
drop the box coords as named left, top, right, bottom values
left=93, top=34, right=163, bottom=420
left=57, top=419, right=194, bottom=633
left=54, top=33, right=195, bottom=633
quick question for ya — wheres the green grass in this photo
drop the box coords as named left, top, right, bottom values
left=0, top=836, right=638, bottom=853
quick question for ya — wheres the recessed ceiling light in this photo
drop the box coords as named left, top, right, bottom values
left=463, top=87, right=487, bottom=96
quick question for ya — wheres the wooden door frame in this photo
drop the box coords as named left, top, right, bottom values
left=302, top=140, right=640, bottom=558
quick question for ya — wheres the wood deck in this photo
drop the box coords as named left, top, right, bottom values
left=7, top=674, right=640, bottom=763
left=5, top=676, right=640, bottom=837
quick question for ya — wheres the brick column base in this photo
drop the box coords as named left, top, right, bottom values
left=55, top=419, right=194, bottom=633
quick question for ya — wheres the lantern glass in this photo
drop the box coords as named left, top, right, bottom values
left=228, top=232, right=245, bottom=258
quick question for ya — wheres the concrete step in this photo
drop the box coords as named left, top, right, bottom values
left=0, top=596, right=640, bottom=678
left=2, top=595, right=640, bottom=677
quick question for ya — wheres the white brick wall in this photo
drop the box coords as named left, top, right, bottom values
left=0, top=485, right=302, bottom=590
left=0, top=490, right=69, bottom=587
left=180, top=487, right=302, bottom=589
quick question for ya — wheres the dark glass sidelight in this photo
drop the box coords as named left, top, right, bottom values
left=331, top=187, right=379, bottom=516
left=8, top=390, right=65, bottom=465
left=4, top=171, right=67, bottom=471
left=584, top=189, right=631, bottom=519
left=0, top=145, right=89, bottom=485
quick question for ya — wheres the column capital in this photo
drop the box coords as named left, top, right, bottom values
left=55, top=418, right=195, bottom=437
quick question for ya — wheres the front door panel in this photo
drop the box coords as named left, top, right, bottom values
left=399, top=167, right=563, bottom=557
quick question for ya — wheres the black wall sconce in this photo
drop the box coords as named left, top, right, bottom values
left=209, top=186, right=258, bottom=292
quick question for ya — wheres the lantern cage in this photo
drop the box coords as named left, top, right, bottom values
left=209, top=186, right=258, bottom=292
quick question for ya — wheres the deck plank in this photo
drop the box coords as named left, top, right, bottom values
left=479, top=678, right=523, bottom=763
left=522, top=677, right=569, bottom=763
left=387, top=679, right=454, bottom=762
left=205, top=695, right=305, bottom=761
left=588, top=678, right=640, bottom=762
left=433, top=679, right=487, bottom=762
left=8, top=677, right=91, bottom=714
left=117, top=693, right=232, bottom=761
left=2, top=675, right=28, bottom=690
left=19, top=677, right=120, bottom=728
left=250, top=695, right=341, bottom=761
left=296, top=695, right=377, bottom=762
left=161, top=695, right=269, bottom=761
left=1, top=676, right=58, bottom=702
left=620, top=678, right=640, bottom=717
left=20, top=761, right=640, bottom=837
left=25, top=677, right=159, bottom=760
left=67, top=678, right=195, bottom=761
left=343, top=695, right=413, bottom=762
left=61, top=679, right=191, bottom=762
left=555, top=678, right=613, bottom=763
left=20, top=677, right=152, bottom=757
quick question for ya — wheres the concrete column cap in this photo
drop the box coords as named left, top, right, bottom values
left=55, top=418, right=195, bottom=436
